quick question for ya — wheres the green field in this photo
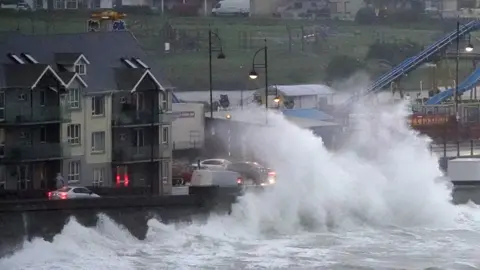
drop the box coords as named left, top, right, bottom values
left=0, top=12, right=475, bottom=91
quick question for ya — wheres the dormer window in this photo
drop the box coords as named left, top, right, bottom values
left=75, top=64, right=86, bottom=75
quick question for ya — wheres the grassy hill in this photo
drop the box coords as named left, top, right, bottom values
left=0, top=11, right=475, bottom=92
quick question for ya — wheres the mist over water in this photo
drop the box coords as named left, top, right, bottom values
left=2, top=101, right=480, bottom=269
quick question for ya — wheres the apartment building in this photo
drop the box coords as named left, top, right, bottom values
left=0, top=31, right=174, bottom=194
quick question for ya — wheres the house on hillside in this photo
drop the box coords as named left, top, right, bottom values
left=0, top=31, right=175, bottom=194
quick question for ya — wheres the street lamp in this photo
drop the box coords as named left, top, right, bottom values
left=455, top=20, right=474, bottom=125
left=248, top=39, right=268, bottom=111
left=209, top=28, right=226, bottom=118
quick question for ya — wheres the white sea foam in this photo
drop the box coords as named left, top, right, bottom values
left=1, top=101, right=480, bottom=269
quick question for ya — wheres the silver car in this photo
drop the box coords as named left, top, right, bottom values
left=48, top=186, right=100, bottom=200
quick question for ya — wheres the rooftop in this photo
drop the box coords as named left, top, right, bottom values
left=0, top=31, right=172, bottom=92
left=264, top=84, right=335, bottom=97
left=206, top=110, right=338, bottom=128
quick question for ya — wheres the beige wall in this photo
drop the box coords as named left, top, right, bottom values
left=61, top=80, right=112, bottom=164
left=171, top=103, right=205, bottom=150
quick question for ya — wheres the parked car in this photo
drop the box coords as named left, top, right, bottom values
left=192, top=159, right=231, bottom=170
left=48, top=186, right=100, bottom=200
left=211, top=0, right=250, bottom=17
left=226, top=161, right=276, bottom=186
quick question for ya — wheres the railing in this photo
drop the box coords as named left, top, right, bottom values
left=112, top=111, right=172, bottom=126
left=0, top=106, right=70, bottom=125
left=1, top=143, right=69, bottom=161
left=172, top=140, right=203, bottom=151
left=112, top=146, right=165, bottom=163
left=430, top=140, right=480, bottom=157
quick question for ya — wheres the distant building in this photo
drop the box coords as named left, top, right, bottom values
left=0, top=31, right=175, bottom=194
left=254, top=84, right=337, bottom=110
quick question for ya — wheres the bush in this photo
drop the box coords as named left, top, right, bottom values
left=365, top=40, right=422, bottom=65
left=355, top=7, right=376, bottom=25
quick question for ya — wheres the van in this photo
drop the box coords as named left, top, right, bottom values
left=191, top=169, right=243, bottom=187
left=212, top=0, right=250, bottom=17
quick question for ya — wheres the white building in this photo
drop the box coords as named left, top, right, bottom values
left=255, top=84, right=337, bottom=110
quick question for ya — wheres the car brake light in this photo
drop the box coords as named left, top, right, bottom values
left=59, top=192, right=68, bottom=200
left=116, top=174, right=121, bottom=186
left=124, top=173, right=129, bottom=187
left=47, top=191, right=52, bottom=198
left=237, top=177, right=243, bottom=184
left=268, top=171, right=276, bottom=176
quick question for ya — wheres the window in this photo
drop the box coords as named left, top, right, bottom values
left=0, top=91, right=4, bottom=121
left=66, top=0, right=77, bottom=9
left=91, top=131, right=105, bottom=153
left=68, top=88, right=80, bottom=109
left=73, top=187, right=91, bottom=194
left=68, top=161, right=80, bottom=183
left=17, top=165, right=29, bottom=190
left=161, top=160, right=170, bottom=184
left=67, top=124, right=81, bottom=145
left=160, top=92, right=168, bottom=111
left=40, top=90, right=45, bottom=106
left=75, top=64, right=86, bottom=75
left=162, top=126, right=169, bottom=144
left=20, top=131, right=31, bottom=146
left=0, top=166, right=5, bottom=190
left=40, top=126, right=46, bottom=143
left=93, top=168, right=104, bottom=187
left=133, top=129, right=145, bottom=148
left=91, top=96, right=105, bottom=116
left=92, top=0, right=100, bottom=8
left=18, top=93, right=26, bottom=101
left=54, top=0, right=64, bottom=9
left=35, top=0, right=43, bottom=8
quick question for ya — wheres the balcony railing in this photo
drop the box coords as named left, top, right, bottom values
left=0, top=143, right=69, bottom=162
left=112, top=111, right=173, bottom=127
left=112, top=146, right=165, bottom=163
left=0, top=106, right=70, bottom=125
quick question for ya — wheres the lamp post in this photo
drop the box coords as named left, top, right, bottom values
left=209, top=28, right=226, bottom=118
left=455, top=20, right=474, bottom=124
left=248, top=39, right=268, bottom=111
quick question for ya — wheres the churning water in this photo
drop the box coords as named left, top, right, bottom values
left=1, top=102, right=480, bottom=270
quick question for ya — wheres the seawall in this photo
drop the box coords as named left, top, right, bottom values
left=0, top=185, right=478, bottom=258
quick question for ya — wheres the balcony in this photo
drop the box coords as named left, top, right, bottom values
left=112, top=111, right=173, bottom=127
left=0, top=143, right=69, bottom=162
left=112, top=146, right=164, bottom=164
left=0, top=106, right=70, bottom=126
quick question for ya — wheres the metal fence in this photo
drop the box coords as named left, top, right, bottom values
left=430, top=140, right=480, bottom=157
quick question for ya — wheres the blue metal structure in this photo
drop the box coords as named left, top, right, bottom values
left=343, top=20, right=480, bottom=106
left=425, top=67, right=480, bottom=104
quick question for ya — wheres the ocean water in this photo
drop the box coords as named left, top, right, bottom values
left=1, top=101, right=480, bottom=270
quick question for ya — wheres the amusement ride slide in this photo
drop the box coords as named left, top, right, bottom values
left=425, top=67, right=480, bottom=104
left=342, top=20, right=480, bottom=107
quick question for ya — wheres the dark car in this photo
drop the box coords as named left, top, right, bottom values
left=226, top=162, right=276, bottom=186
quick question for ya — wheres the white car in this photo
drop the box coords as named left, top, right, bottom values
left=48, top=186, right=100, bottom=200
left=192, top=159, right=231, bottom=170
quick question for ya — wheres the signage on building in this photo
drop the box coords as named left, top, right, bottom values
left=408, top=114, right=450, bottom=126
left=172, top=111, right=195, bottom=119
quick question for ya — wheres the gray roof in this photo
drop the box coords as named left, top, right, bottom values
left=55, top=53, right=83, bottom=65
left=0, top=31, right=171, bottom=93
